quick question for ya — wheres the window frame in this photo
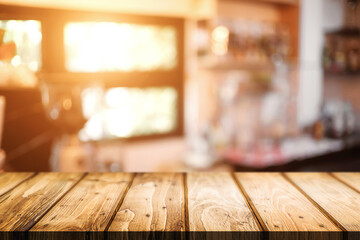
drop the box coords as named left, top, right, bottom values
left=0, top=4, right=185, bottom=141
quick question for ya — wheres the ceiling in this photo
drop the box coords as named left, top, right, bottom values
left=0, top=0, right=216, bottom=18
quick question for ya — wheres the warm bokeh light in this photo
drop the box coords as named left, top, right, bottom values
left=79, top=87, right=177, bottom=140
left=211, top=25, right=229, bottom=55
left=0, top=20, right=42, bottom=71
left=64, top=22, right=177, bottom=72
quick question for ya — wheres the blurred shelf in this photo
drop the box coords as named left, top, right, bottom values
left=220, top=0, right=299, bottom=6
left=259, top=0, right=298, bottom=5
left=225, top=134, right=360, bottom=170
left=324, top=73, right=360, bottom=81
left=199, top=59, right=275, bottom=71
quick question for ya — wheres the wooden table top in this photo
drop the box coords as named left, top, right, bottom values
left=0, top=172, right=359, bottom=240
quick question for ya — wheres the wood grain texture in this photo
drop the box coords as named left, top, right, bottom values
left=235, top=173, right=342, bottom=240
left=0, top=172, right=83, bottom=239
left=331, top=172, right=360, bottom=193
left=0, top=172, right=35, bottom=196
left=187, top=172, right=261, bottom=240
left=30, top=173, right=133, bottom=240
left=1, top=172, right=360, bottom=240
left=286, top=172, right=360, bottom=240
left=108, top=173, right=184, bottom=231
left=108, top=173, right=184, bottom=240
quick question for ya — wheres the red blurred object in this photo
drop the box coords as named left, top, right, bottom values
left=0, top=41, right=16, bottom=61
left=223, top=145, right=285, bottom=168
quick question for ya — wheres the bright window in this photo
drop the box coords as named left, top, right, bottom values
left=0, top=5, right=184, bottom=140
left=80, top=87, right=177, bottom=140
left=64, top=22, right=177, bottom=72
left=0, top=20, right=42, bottom=71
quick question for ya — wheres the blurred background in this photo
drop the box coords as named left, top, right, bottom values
left=0, top=0, right=359, bottom=172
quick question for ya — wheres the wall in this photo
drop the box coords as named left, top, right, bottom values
left=297, top=0, right=324, bottom=127
left=323, top=0, right=344, bottom=32
left=217, top=0, right=281, bottom=21
left=297, top=0, right=348, bottom=127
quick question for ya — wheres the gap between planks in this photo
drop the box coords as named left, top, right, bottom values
left=281, top=173, right=347, bottom=233
left=22, top=173, right=88, bottom=232
left=0, top=172, right=38, bottom=198
left=329, top=172, right=360, bottom=194
left=231, top=172, right=268, bottom=234
left=28, top=173, right=182, bottom=235
left=183, top=172, right=190, bottom=233
left=104, top=173, right=136, bottom=232
left=26, top=173, right=88, bottom=232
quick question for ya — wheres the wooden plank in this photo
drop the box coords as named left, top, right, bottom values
left=0, top=172, right=83, bottom=239
left=187, top=172, right=261, bottom=240
left=286, top=172, right=360, bottom=240
left=108, top=173, right=184, bottom=240
left=331, top=172, right=360, bottom=193
left=235, top=172, right=342, bottom=240
left=0, top=172, right=35, bottom=196
left=30, top=173, right=133, bottom=240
